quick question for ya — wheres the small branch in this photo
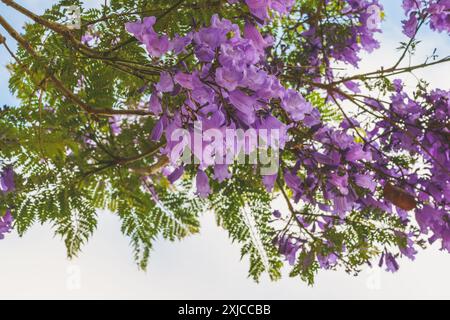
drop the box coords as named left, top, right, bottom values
left=81, top=142, right=166, bottom=180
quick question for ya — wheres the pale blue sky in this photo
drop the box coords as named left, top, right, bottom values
left=1, top=0, right=450, bottom=299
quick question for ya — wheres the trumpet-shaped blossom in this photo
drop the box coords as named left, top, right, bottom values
left=0, top=210, right=13, bottom=240
left=0, top=167, right=15, bottom=193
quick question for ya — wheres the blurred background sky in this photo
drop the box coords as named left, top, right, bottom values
left=0, top=0, right=449, bottom=300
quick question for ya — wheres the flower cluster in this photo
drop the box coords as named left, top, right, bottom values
left=123, top=1, right=450, bottom=272
left=289, top=0, right=382, bottom=86
left=126, top=12, right=315, bottom=198
left=334, top=0, right=383, bottom=63
left=280, top=83, right=450, bottom=270
left=402, top=0, right=450, bottom=37
left=371, top=85, right=450, bottom=252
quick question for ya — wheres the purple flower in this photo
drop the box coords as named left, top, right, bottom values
left=245, top=0, right=270, bottom=21
left=81, top=33, right=96, bottom=46
left=270, top=0, right=295, bottom=15
left=333, top=196, right=353, bottom=216
left=415, top=206, right=450, bottom=252
left=156, top=72, right=174, bottom=93
left=149, top=92, right=163, bottom=115
left=354, top=174, right=377, bottom=192
left=243, top=66, right=268, bottom=91
left=0, top=210, right=13, bottom=240
left=125, top=16, right=156, bottom=42
left=194, top=25, right=227, bottom=50
left=329, top=172, right=349, bottom=195
left=257, top=75, right=285, bottom=100
left=167, top=166, right=184, bottom=184
left=214, top=164, right=232, bottom=183
left=346, top=144, right=372, bottom=162
left=281, top=89, right=313, bottom=122
left=393, top=79, right=404, bottom=92
left=318, top=253, right=338, bottom=269
left=385, top=253, right=400, bottom=273
left=276, top=235, right=301, bottom=265
left=117, top=2, right=450, bottom=277
left=340, top=118, right=360, bottom=130
left=244, top=23, right=273, bottom=54
left=272, top=210, right=282, bottom=218
left=174, top=72, right=195, bottom=90
left=359, top=32, right=380, bottom=53
left=109, top=116, right=122, bottom=136
left=215, top=67, right=244, bottom=91
left=428, top=2, right=450, bottom=33
left=344, top=81, right=361, bottom=93
left=228, top=90, right=257, bottom=123
left=150, top=118, right=164, bottom=142
left=313, top=151, right=341, bottom=166
left=262, top=174, right=277, bottom=192
left=402, top=12, right=419, bottom=38
left=143, top=33, right=170, bottom=57
left=195, top=45, right=215, bottom=62
left=396, top=232, right=418, bottom=261
left=220, top=38, right=260, bottom=69
left=284, top=169, right=302, bottom=202
left=171, top=33, right=192, bottom=54
left=402, top=0, right=421, bottom=13
left=0, top=167, right=15, bottom=193
left=196, top=170, right=211, bottom=198
left=125, top=16, right=172, bottom=57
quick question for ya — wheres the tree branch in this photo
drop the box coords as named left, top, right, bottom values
left=0, top=15, right=152, bottom=117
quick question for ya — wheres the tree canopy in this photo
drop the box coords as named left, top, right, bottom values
left=0, top=0, right=449, bottom=284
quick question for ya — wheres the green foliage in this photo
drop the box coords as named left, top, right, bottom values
left=210, top=167, right=283, bottom=281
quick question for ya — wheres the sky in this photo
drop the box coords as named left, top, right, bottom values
left=0, top=0, right=450, bottom=300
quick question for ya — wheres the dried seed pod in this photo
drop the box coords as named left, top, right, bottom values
left=383, top=182, right=417, bottom=211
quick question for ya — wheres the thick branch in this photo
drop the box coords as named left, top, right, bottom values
left=0, top=15, right=152, bottom=117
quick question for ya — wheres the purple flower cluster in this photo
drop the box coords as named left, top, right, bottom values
left=274, top=234, right=303, bottom=265
left=274, top=112, right=383, bottom=213
left=123, top=1, right=450, bottom=272
left=371, top=85, right=450, bottom=253
left=297, top=0, right=382, bottom=77
left=379, top=251, right=400, bottom=273
left=126, top=11, right=315, bottom=198
left=0, top=167, right=15, bottom=240
left=125, top=17, right=190, bottom=58
left=0, top=166, right=15, bottom=193
left=402, top=0, right=450, bottom=37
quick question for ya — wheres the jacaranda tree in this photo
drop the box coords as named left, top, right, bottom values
left=0, top=0, right=449, bottom=284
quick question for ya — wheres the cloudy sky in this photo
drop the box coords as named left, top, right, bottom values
left=0, top=0, right=449, bottom=300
